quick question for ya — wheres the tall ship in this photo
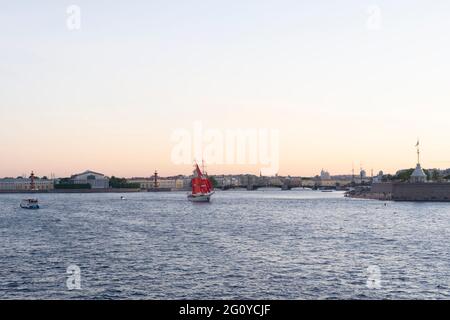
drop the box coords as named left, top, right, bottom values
left=188, top=162, right=214, bottom=202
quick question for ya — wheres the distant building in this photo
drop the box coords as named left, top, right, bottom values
left=269, top=176, right=283, bottom=186
left=410, top=140, right=427, bottom=183
left=360, top=169, right=367, bottom=179
left=320, top=169, right=331, bottom=180
left=373, top=171, right=384, bottom=183
left=127, top=177, right=185, bottom=190
left=127, top=178, right=153, bottom=189
left=238, top=174, right=258, bottom=189
left=159, top=179, right=185, bottom=190
left=71, top=170, right=109, bottom=189
left=214, top=175, right=241, bottom=188
left=0, top=178, right=54, bottom=191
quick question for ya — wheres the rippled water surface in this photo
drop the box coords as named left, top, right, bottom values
left=1, top=190, right=450, bottom=299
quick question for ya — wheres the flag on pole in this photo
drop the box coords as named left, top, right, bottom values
left=415, top=139, right=419, bottom=147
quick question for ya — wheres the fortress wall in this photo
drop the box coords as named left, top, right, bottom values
left=366, top=183, right=450, bottom=201
left=392, top=183, right=450, bottom=201
left=371, top=183, right=394, bottom=194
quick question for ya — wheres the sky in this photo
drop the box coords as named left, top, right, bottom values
left=1, top=1, right=450, bottom=178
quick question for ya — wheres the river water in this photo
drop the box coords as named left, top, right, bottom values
left=1, top=190, right=449, bottom=299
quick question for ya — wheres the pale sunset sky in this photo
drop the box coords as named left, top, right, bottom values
left=1, top=1, right=450, bottom=177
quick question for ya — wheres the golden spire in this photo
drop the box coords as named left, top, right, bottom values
left=415, top=139, right=420, bottom=165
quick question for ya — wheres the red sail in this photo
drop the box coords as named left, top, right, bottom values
left=204, top=178, right=212, bottom=192
left=194, top=164, right=203, bottom=177
left=191, top=163, right=214, bottom=195
left=200, top=178, right=210, bottom=194
left=192, top=177, right=203, bottom=194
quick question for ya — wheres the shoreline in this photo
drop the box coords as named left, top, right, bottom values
left=0, top=188, right=143, bottom=194
left=0, top=188, right=336, bottom=195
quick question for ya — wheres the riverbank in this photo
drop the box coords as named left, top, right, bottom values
left=0, top=188, right=142, bottom=194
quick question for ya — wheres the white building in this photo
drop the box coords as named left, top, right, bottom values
left=71, top=170, right=109, bottom=189
left=127, top=178, right=185, bottom=190
left=159, top=179, right=177, bottom=190
left=127, top=178, right=154, bottom=190
left=214, top=175, right=240, bottom=187
left=0, top=178, right=54, bottom=191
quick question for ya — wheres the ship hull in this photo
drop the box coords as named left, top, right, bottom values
left=187, top=192, right=214, bottom=202
left=20, top=204, right=39, bottom=209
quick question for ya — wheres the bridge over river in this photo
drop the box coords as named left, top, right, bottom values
left=215, top=176, right=355, bottom=191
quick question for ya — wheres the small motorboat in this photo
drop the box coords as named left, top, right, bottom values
left=20, top=199, right=40, bottom=209
left=120, top=196, right=126, bottom=200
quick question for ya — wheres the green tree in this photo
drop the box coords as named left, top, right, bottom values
left=209, top=176, right=219, bottom=188
left=109, top=176, right=140, bottom=189
left=431, top=170, right=441, bottom=182
left=393, top=169, right=414, bottom=181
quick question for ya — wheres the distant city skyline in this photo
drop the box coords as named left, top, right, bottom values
left=2, top=1, right=450, bottom=177
left=3, top=162, right=450, bottom=180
